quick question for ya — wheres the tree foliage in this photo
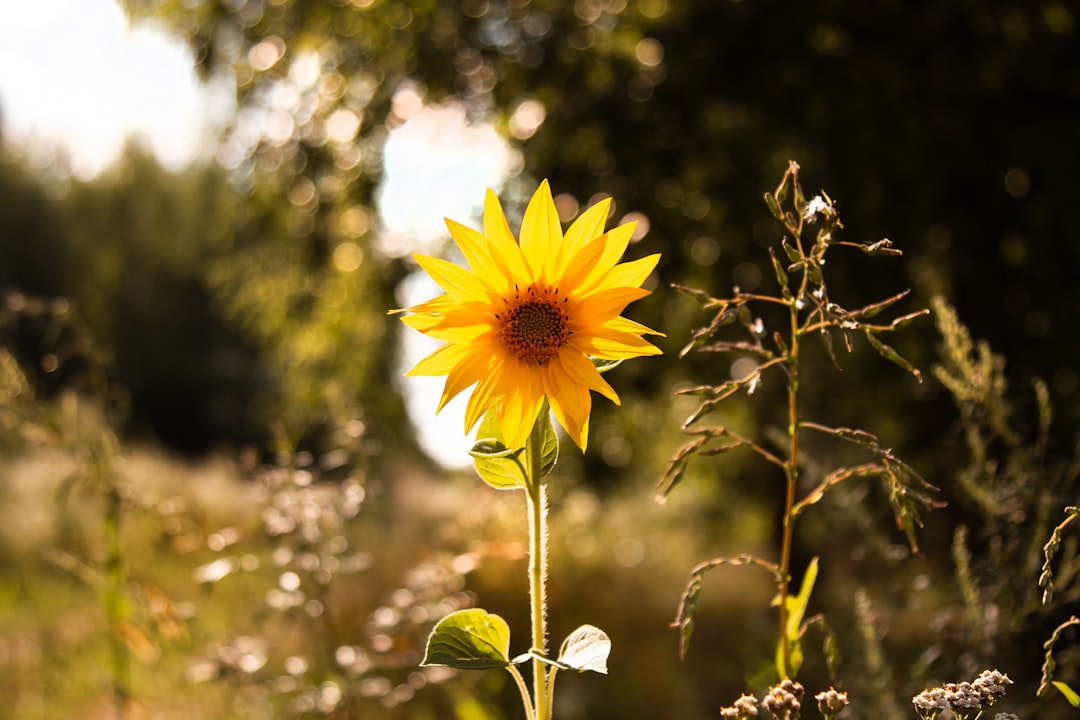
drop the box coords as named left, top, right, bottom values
left=115, top=0, right=1079, bottom=458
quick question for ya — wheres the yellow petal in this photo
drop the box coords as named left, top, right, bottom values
left=519, top=180, right=562, bottom=282
left=483, top=189, right=532, bottom=286
left=412, top=254, right=489, bottom=306
left=569, top=286, right=651, bottom=330
left=570, top=329, right=663, bottom=359
left=557, top=197, right=610, bottom=275
left=557, top=234, right=609, bottom=297
left=585, top=253, right=661, bottom=295
left=608, top=315, right=666, bottom=337
left=445, top=218, right=509, bottom=296
left=464, top=360, right=504, bottom=433
left=544, top=361, right=592, bottom=452
left=438, top=342, right=501, bottom=413
left=401, top=293, right=458, bottom=316
left=575, top=222, right=635, bottom=295
left=555, top=348, right=620, bottom=405
left=498, top=363, right=545, bottom=450
left=406, top=341, right=470, bottom=377
left=402, top=313, right=490, bottom=343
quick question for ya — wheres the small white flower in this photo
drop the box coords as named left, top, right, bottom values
left=803, top=195, right=828, bottom=221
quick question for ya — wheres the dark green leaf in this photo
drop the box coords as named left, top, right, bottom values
left=764, top=191, right=783, bottom=220
left=769, top=248, right=789, bottom=290
left=781, top=238, right=801, bottom=264
left=864, top=331, right=923, bottom=383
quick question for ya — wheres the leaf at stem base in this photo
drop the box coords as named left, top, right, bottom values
left=422, top=609, right=513, bottom=670
left=556, top=624, right=611, bottom=674
left=469, top=409, right=558, bottom=490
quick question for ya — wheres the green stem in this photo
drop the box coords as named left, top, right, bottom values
left=777, top=209, right=808, bottom=679
left=546, top=667, right=560, bottom=713
left=777, top=336, right=798, bottom=677
left=506, top=666, right=537, bottom=720
left=104, top=483, right=130, bottom=716
left=526, top=412, right=550, bottom=720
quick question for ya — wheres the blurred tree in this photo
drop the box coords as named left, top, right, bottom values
left=71, top=2, right=1079, bottom=711
left=118, top=0, right=1079, bottom=462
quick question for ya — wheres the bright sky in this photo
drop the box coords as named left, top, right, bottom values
left=0, top=0, right=516, bottom=467
left=0, top=0, right=212, bottom=177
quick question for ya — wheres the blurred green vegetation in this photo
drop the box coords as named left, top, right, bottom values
left=1, top=0, right=1079, bottom=717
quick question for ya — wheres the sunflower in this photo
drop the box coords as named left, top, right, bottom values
left=396, top=180, right=663, bottom=452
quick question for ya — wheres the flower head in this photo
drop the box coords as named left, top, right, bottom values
left=396, top=180, right=663, bottom=451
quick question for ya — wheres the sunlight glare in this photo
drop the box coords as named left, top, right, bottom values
left=0, top=0, right=210, bottom=178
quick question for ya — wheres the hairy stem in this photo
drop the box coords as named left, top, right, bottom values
left=526, top=414, right=550, bottom=720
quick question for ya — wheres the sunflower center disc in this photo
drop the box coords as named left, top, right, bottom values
left=498, top=285, right=570, bottom=366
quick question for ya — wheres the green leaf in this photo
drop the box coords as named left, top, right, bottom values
left=592, top=357, right=624, bottom=374
left=781, top=238, right=801, bottom=264
left=769, top=248, right=789, bottom=290
left=469, top=408, right=558, bottom=488
left=789, top=558, right=818, bottom=632
left=538, top=410, right=558, bottom=478
left=774, top=176, right=789, bottom=206
left=864, top=330, right=923, bottom=383
left=775, top=557, right=818, bottom=678
left=556, top=624, right=611, bottom=674
left=422, top=609, right=512, bottom=670
left=764, top=191, right=782, bottom=220
left=470, top=411, right=529, bottom=490
left=793, top=176, right=807, bottom=216
left=1053, top=681, right=1080, bottom=707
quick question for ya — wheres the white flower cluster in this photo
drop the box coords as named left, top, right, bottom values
left=912, top=686, right=949, bottom=718
left=912, top=670, right=1014, bottom=720
left=802, top=195, right=830, bottom=222
left=814, top=687, right=850, bottom=718
left=720, top=693, right=760, bottom=719
left=972, top=669, right=1013, bottom=704
left=762, top=679, right=804, bottom=720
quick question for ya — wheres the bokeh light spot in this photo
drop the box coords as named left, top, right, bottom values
left=619, top=211, right=650, bottom=241
left=635, top=38, right=664, bottom=67
left=249, top=36, right=286, bottom=71
left=332, top=242, right=365, bottom=273
left=1003, top=167, right=1030, bottom=198
left=1043, top=4, right=1074, bottom=34
left=326, top=108, right=361, bottom=142
left=340, top=206, right=371, bottom=237
left=681, top=190, right=711, bottom=220
left=391, top=84, right=425, bottom=121
left=554, top=193, right=580, bottom=222
left=288, top=177, right=317, bottom=207
left=638, top=0, right=668, bottom=20
left=733, top=261, right=762, bottom=291
left=690, top=236, right=720, bottom=265
left=508, top=98, right=547, bottom=140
